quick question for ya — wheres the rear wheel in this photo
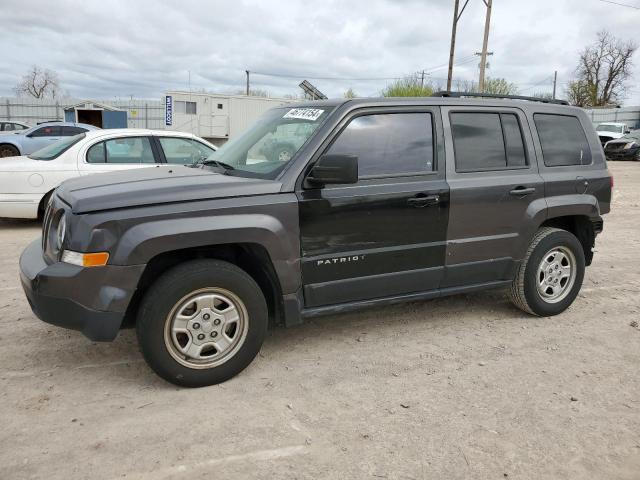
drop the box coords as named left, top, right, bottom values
left=0, top=144, right=19, bottom=158
left=136, top=259, right=268, bottom=387
left=510, top=227, right=585, bottom=316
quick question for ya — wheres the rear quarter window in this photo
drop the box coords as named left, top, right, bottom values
left=534, top=114, right=592, bottom=167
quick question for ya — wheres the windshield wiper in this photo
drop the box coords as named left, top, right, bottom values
left=191, top=158, right=236, bottom=172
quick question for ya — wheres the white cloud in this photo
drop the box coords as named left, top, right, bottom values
left=1, top=0, right=639, bottom=104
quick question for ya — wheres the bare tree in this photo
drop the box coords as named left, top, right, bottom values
left=15, top=66, right=60, bottom=99
left=343, top=88, right=357, bottom=98
left=568, top=31, right=636, bottom=107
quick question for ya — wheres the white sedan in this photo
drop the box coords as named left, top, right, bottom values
left=0, top=129, right=217, bottom=219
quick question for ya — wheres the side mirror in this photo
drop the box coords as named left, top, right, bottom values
left=306, top=154, right=358, bottom=187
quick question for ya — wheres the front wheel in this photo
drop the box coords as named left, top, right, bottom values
left=136, top=259, right=268, bottom=387
left=0, top=144, right=19, bottom=158
left=510, top=227, right=585, bottom=316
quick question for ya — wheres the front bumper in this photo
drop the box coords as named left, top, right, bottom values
left=19, top=238, right=145, bottom=341
left=605, top=147, right=639, bottom=161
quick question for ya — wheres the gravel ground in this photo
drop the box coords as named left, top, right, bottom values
left=0, top=162, right=639, bottom=480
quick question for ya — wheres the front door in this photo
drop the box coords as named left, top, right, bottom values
left=441, top=107, right=545, bottom=287
left=298, top=107, right=450, bottom=308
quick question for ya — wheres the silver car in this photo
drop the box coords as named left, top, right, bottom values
left=0, top=121, right=98, bottom=157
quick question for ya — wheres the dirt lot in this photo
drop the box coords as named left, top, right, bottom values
left=0, top=162, right=639, bottom=480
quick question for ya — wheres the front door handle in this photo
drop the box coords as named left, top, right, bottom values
left=509, top=186, right=536, bottom=196
left=407, top=195, right=440, bottom=207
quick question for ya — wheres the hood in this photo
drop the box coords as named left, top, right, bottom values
left=597, top=131, right=625, bottom=139
left=56, top=165, right=282, bottom=214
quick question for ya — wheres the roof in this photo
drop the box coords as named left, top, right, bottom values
left=80, top=128, right=203, bottom=140
left=284, top=96, right=582, bottom=114
left=63, top=100, right=123, bottom=111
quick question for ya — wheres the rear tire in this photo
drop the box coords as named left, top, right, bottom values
left=510, top=227, right=585, bottom=316
left=136, top=259, right=268, bottom=387
left=0, top=144, right=19, bottom=158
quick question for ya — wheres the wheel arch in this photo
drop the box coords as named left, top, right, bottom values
left=122, top=242, right=286, bottom=329
left=539, top=214, right=596, bottom=265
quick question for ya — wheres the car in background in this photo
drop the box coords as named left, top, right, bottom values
left=0, top=121, right=30, bottom=134
left=0, top=121, right=99, bottom=158
left=603, top=130, right=640, bottom=161
left=0, top=129, right=216, bottom=219
left=596, top=122, right=630, bottom=145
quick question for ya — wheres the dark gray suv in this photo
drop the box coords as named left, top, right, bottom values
left=20, top=94, right=612, bottom=387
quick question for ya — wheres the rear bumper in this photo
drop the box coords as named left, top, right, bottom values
left=19, top=238, right=145, bottom=341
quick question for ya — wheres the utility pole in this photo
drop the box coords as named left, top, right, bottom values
left=478, top=0, right=493, bottom=93
left=552, top=70, right=558, bottom=99
left=245, top=70, right=250, bottom=96
left=447, top=0, right=471, bottom=91
left=420, top=70, right=425, bottom=89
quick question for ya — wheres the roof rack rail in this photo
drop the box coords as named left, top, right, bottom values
left=432, top=91, right=570, bottom=106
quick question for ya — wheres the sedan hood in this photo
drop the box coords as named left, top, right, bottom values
left=597, top=131, right=625, bottom=139
left=56, top=165, right=282, bottom=214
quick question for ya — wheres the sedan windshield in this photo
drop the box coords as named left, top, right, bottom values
left=597, top=124, right=624, bottom=133
left=202, top=106, right=334, bottom=179
left=28, top=134, right=86, bottom=160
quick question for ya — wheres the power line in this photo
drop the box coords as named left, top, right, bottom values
left=596, top=0, right=640, bottom=9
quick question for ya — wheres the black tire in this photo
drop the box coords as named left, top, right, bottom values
left=37, top=191, right=53, bottom=221
left=510, top=227, right=585, bottom=316
left=0, top=144, right=19, bottom=158
left=136, top=259, right=268, bottom=387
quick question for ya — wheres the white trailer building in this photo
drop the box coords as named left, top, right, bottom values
left=163, top=91, right=289, bottom=145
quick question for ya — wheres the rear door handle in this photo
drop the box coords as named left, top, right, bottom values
left=407, top=195, right=440, bottom=207
left=509, top=186, right=536, bottom=196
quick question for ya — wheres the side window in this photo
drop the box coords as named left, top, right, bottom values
left=325, top=113, right=434, bottom=177
left=61, top=126, right=88, bottom=136
left=86, top=142, right=105, bottom=163
left=450, top=112, right=528, bottom=172
left=534, top=114, right=592, bottom=166
left=30, top=126, right=61, bottom=137
left=87, top=137, right=155, bottom=164
left=2, top=123, right=10, bottom=131
left=158, top=137, right=215, bottom=164
left=175, top=101, right=197, bottom=115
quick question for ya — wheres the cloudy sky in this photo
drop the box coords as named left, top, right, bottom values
left=2, top=0, right=639, bottom=104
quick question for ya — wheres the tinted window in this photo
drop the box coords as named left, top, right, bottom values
left=2, top=123, right=11, bottom=131
left=326, top=113, right=434, bottom=177
left=534, top=114, right=592, bottom=166
left=30, top=126, right=61, bottom=137
left=451, top=112, right=527, bottom=172
left=87, top=137, right=155, bottom=164
left=61, top=126, right=88, bottom=136
left=159, top=137, right=216, bottom=164
left=502, top=114, right=527, bottom=167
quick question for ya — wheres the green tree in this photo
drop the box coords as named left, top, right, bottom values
left=455, top=77, right=518, bottom=95
left=381, top=76, right=433, bottom=97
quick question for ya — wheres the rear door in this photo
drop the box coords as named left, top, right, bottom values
left=24, top=125, right=62, bottom=153
left=441, top=106, right=544, bottom=287
left=298, top=106, right=449, bottom=307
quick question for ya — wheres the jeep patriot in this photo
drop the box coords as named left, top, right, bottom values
left=19, top=94, right=612, bottom=387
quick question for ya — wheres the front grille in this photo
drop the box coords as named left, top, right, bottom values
left=604, top=142, right=625, bottom=151
left=600, top=136, right=613, bottom=146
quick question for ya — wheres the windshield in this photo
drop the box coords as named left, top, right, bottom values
left=28, top=133, right=86, bottom=160
left=597, top=124, right=624, bottom=133
left=203, top=106, right=334, bottom=179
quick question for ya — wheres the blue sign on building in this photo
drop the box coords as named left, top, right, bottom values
left=165, top=95, right=173, bottom=126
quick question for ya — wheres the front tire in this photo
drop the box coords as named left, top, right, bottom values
left=0, top=144, right=19, bottom=158
left=136, top=259, right=268, bottom=387
left=510, top=227, right=585, bottom=316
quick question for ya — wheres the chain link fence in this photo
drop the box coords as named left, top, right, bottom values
left=0, top=97, right=166, bottom=129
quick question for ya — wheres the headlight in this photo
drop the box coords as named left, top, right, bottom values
left=623, top=142, right=638, bottom=150
left=56, top=213, right=66, bottom=250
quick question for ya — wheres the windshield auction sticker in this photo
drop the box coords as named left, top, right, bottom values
left=283, top=108, right=324, bottom=121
